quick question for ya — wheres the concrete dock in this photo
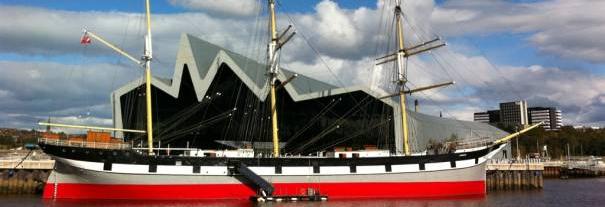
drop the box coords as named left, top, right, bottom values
left=0, top=150, right=53, bottom=195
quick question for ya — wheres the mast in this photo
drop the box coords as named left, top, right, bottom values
left=374, top=0, right=448, bottom=155
left=268, top=0, right=280, bottom=157
left=394, top=0, right=411, bottom=155
left=144, top=0, right=154, bottom=155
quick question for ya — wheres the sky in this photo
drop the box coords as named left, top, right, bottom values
left=1, top=0, right=605, bottom=130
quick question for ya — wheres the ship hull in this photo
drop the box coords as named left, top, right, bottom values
left=42, top=157, right=487, bottom=200
left=39, top=142, right=503, bottom=200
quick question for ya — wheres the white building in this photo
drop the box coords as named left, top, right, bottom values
left=473, top=112, right=490, bottom=123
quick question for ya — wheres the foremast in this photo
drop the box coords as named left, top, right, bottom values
left=40, top=0, right=156, bottom=154
left=394, top=1, right=410, bottom=155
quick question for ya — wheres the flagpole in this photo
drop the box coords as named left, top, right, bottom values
left=81, top=30, right=142, bottom=65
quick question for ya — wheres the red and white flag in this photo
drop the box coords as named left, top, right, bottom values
left=80, top=33, right=91, bottom=45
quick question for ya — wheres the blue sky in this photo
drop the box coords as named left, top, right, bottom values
left=0, top=0, right=604, bottom=129
left=449, top=33, right=605, bottom=74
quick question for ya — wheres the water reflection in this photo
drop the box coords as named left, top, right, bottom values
left=42, top=199, right=252, bottom=207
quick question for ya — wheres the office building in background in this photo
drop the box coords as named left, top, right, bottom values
left=499, top=101, right=529, bottom=126
left=528, top=107, right=563, bottom=131
left=474, top=100, right=562, bottom=130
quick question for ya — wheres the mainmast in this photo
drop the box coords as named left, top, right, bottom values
left=266, top=0, right=296, bottom=157
left=268, top=0, right=280, bottom=157
left=376, top=0, right=449, bottom=155
left=143, top=0, right=154, bottom=155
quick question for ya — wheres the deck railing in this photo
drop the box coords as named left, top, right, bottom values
left=38, top=137, right=131, bottom=150
left=441, top=138, right=493, bottom=150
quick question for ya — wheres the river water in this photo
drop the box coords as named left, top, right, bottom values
left=1, top=178, right=604, bottom=207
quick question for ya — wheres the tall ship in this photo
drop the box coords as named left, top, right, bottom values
left=38, top=0, right=541, bottom=200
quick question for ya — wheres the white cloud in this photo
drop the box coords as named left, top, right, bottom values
left=0, top=60, right=136, bottom=129
left=0, top=89, right=11, bottom=99
left=47, top=116, right=113, bottom=134
left=168, top=0, right=260, bottom=17
left=0, top=5, right=266, bottom=70
left=431, top=0, right=605, bottom=63
left=409, top=50, right=605, bottom=125
left=312, top=1, right=362, bottom=55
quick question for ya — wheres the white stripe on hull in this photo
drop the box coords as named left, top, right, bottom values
left=53, top=157, right=484, bottom=176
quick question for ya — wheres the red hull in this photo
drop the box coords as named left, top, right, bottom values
left=43, top=181, right=485, bottom=200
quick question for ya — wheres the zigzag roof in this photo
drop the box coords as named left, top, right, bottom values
left=112, top=34, right=383, bottom=104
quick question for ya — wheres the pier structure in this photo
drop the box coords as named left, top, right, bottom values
left=486, top=159, right=544, bottom=191
left=0, top=150, right=53, bottom=195
left=560, top=157, right=605, bottom=178
left=543, top=157, right=605, bottom=178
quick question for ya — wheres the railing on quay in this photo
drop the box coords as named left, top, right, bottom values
left=0, top=160, right=55, bottom=170
left=487, top=158, right=545, bottom=171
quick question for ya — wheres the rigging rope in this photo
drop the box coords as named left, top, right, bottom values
left=291, top=95, right=376, bottom=153
left=275, top=1, right=365, bottom=106
left=284, top=98, right=341, bottom=148
left=314, top=119, right=391, bottom=152
left=160, top=109, right=235, bottom=142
